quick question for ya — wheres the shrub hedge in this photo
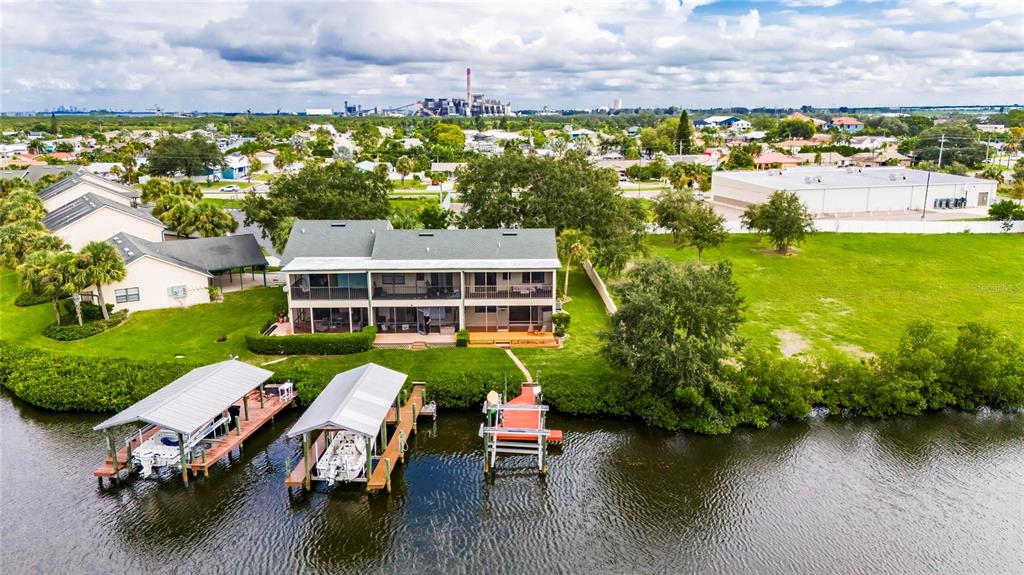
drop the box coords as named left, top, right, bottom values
left=245, top=327, right=377, bottom=355
left=552, top=312, right=571, bottom=337
left=43, top=310, right=128, bottom=341
left=14, top=292, right=49, bottom=307
left=0, top=340, right=195, bottom=412
left=455, top=329, right=469, bottom=347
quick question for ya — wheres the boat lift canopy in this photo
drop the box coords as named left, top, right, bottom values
left=287, top=363, right=407, bottom=438
left=93, top=360, right=274, bottom=436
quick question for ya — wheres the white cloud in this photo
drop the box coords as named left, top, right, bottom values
left=0, top=0, right=1020, bottom=110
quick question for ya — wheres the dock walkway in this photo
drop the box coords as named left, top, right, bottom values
left=189, top=391, right=293, bottom=476
left=367, top=384, right=425, bottom=492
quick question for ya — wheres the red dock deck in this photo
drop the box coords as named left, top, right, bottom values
left=495, top=384, right=563, bottom=444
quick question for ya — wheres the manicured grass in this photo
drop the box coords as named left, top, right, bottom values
left=392, top=180, right=429, bottom=190
left=196, top=181, right=253, bottom=190
left=0, top=271, right=283, bottom=362
left=648, top=233, right=1024, bottom=355
left=203, top=198, right=245, bottom=209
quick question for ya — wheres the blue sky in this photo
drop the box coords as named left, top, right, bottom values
left=1, top=0, right=1021, bottom=112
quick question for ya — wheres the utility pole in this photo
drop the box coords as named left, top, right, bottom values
left=936, top=133, right=946, bottom=169
left=921, top=133, right=945, bottom=220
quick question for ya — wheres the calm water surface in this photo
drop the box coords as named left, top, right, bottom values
left=1, top=392, right=1021, bottom=574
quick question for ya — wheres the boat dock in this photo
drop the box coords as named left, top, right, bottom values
left=481, top=383, right=563, bottom=475
left=92, top=360, right=290, bottom=486
left=285, top=364, right=434, bottom=494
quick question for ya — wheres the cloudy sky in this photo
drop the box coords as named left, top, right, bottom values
left=2, top=0, right=1022, bottom=112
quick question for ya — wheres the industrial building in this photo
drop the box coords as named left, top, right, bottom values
left=416, top=68, right=512, bottom=117
left=711, top=166, right=997, bottom=215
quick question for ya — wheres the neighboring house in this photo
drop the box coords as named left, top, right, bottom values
left=849, top=135, right=897, bottom=151
left=976, top=124, right=1006, bottom=134
left=36, top=172, right=140, bottom=211
left=254, top=150, right=278, bottom=172
left=0, top=143, right=28, bottom=158
left=0, top=164, right=84, bottom=182
left=280, top=220, right=560, bottom=337
left=754, top=151, right=802, bottom=169
left=43, top=152, right=76, bottom=162
left=829, top=116, right=864, bottom=132
left=695, top=116, right=748, bottom=130
left=43, top=192, right=164, bottom=250
left=84, top=162, right=124, bottom=179
left=785, top=112, right=827, bottom=127
left=100, top=233, right=270, bottom=312
left=793, top=152, right=851, bottom=167
left=222, top=153, right=250, bottom=179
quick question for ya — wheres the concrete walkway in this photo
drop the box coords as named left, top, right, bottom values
left=504, top=348, right=533, bottom=383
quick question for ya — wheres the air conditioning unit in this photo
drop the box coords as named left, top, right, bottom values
left=168, top=285, right=188, bottom=299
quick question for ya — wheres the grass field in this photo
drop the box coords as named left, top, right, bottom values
left=648, top=233, right=1024, bottom=356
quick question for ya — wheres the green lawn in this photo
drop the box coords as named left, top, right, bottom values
left=392, top=180, right=430, bottom=190
left=648, top=233, right=1024, bottom=355
left=0, top=271, right=283, bottom=362
left=203, top=198, right=245, bottom=209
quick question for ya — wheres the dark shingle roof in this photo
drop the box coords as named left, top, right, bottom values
left=42, top=192, right=163, bottom=232
left=371, top=228, right=557, bottom=261
left=37, top=173, right=140, bottom=202
left=108, top=233, right=267, bottom=274
left=0, top=165, right=84, bottom=183
left=281, top=220, right=389, bottom=264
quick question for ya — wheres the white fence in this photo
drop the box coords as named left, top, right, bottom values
left=714, top=220, right=1023, bottom=234
left=581, top=260, right=617, bottom=316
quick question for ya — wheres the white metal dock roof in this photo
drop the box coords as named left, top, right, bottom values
left=287, top=363, right=407, bottom=438
left=93, top=360, right=274, bottom=436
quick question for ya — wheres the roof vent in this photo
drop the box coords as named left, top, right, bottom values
left=300, top=228, right=306, bottom=234
left=418, top=232, right=434, bottom=237
left=501, top=231, right=518, bottom=236
left=330, top=222, right=346, bottom=227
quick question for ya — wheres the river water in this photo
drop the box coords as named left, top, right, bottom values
left=1, top=392, right=1021, bottom=574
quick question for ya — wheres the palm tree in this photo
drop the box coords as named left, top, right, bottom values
left=0, top=220, right=66, bottom=268
left=189, top=202, right=239, bottom=237
left=395, top=155, right=414, bottom=186
left=0, top=190, right=46, bottom=223
left=1002, top=134, right=1021, bottom=168
left=557, top=229, right=591, bottom=300
left=78, top=241, right=126, bottom=320
left=19, top=250, right=71, bottom=325
left=54, top=250, right=88, bottom=326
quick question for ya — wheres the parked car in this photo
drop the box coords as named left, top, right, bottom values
left=219, top=184, right=240, bottom=193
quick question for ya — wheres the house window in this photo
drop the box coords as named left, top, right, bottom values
left=380, top=273, right=406, bottom=285
left=115, top=287, right=140, bottom=303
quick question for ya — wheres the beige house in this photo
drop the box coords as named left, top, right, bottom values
left=100, top=234, right=213, bottom=312
left=43, top=192, right=165, bottom=250
left=37, top=172, right=139, bottom=211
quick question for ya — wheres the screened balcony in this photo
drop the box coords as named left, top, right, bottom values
left=464, top=271, right=554, bottom=299
left=371, top=272, right=461, bottom=300
left=289, top=273, right=369, bottom=301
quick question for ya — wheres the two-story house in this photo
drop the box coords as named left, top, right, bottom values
left=280, top=220, right=561, bottom=343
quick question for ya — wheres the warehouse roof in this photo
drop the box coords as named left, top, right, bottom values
left=287, top=363, right=407, bottom=438
left=713, top=167, right=995, bottom=191
left=43, top=192, right=162, bottom=231
left=93, top=360, right=274, bottom=435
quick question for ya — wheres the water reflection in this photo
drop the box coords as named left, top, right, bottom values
left=2, top=391, right=1022, bottom=574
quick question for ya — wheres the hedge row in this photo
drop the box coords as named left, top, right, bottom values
left=0, top=341, right=196, bottom=412
left=43, top=310, right=128, bottom=341
left=245, top=327, right=377, bottom=355
left=14, top=292, right=49, bottom=307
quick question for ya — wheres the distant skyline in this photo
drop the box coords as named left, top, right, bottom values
left=2, top=0, right=1022, bottom=113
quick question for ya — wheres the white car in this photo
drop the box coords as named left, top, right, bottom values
left=219, top=184, right=240, bottom=193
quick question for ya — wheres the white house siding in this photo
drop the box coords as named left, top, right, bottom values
left=56, top=209, right=164, bottom=250
left=42, top=182, right=133, bottom=212
left=100, top=256, right=210, bottom=313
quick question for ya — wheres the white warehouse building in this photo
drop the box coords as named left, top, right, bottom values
left=711, top=166, right=998, bottom=215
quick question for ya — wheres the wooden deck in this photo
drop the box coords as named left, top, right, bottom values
left=468, top=331, right=559, bottom=348
left=367, top=384, right=426, bottom=492
left=188, top=391, right=294, bottom=476
left=284, top=429, right=330, bottom=488
left=498, top=384, right=564, bottom=444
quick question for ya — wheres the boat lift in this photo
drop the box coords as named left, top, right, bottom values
left=481, top=383, right=563, bottom=475
left=284, top=363, right=435, bottom=493
left=92, top=359, right=293, bottom=486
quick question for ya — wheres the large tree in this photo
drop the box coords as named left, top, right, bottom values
left=242, top=161, right=391, bottom=246
left=140, top=178, right=203, bottom=205
left=157, top=198, right=238, bottom=238
left=741, top=191, right=816, bottom=254
left=19, top=250, right=77, bottom=326
left=913, top=123, right=986, bottom=167
left=0, top=190, right=46, bottom=223
left=429, top=123, right=466, bottom=150
left=148, top=134, right=224, bottom=177
left=602, top=258, right=745, bottom=432
left=77, top=241, right=126, bottom=321
left=0, top=220, right=67, bottom=268
left=456, top=151, right=646, bottom=275
left=395, top=155, right=415, bottom=185
left=675, top=110, right=693, bottom=154
left=655, top=189, right=727, bottom=264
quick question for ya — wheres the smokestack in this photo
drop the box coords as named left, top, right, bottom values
left=466, top=67, right=472, bottom=117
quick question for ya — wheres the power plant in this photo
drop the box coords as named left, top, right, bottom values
left=415, top=67, right=513, bottom=117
